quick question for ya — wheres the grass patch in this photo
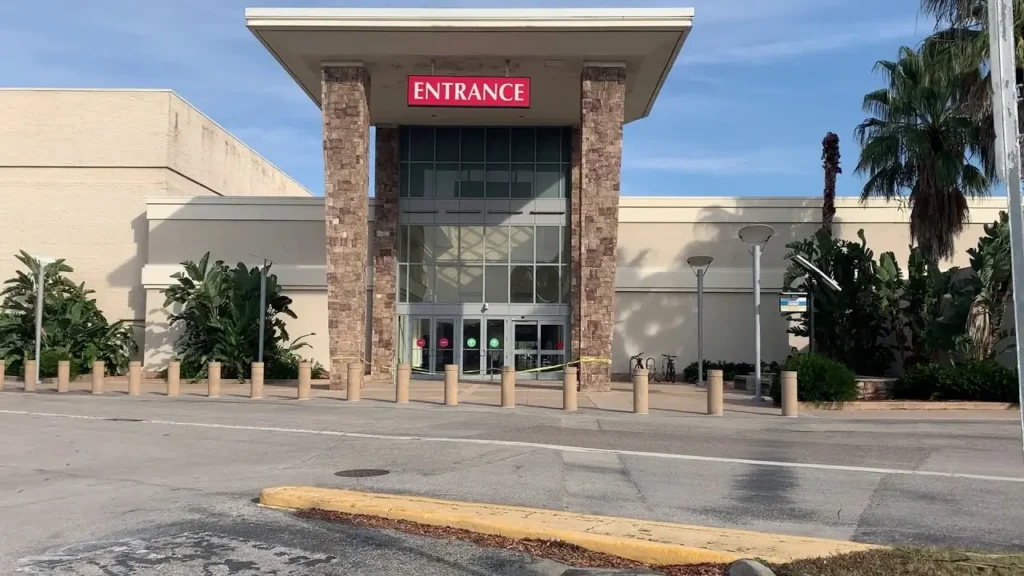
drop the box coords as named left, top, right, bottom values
left=772, top=548, right=1024, bottom=576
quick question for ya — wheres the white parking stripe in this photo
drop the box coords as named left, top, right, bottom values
left=2, top=408, right=1022, bottom=484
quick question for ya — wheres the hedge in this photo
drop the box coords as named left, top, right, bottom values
left=893, top=361, right=1018, bottom=403
left=770, top=353, right=858, bottom=405
left=682, top=360, right=780, bottom=383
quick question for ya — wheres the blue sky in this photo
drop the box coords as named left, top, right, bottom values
left=0, top=0, right=938, bottom=197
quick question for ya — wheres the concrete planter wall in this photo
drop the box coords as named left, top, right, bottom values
left=855, top=377, right=896, bottom=400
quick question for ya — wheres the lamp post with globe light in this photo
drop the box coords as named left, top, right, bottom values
left=738, top=225, right=775, bottom=402
left=686, top=256, right=713, bottom=385
left=30, top=254, right=57, bottom=385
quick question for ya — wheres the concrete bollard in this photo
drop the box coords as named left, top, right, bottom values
left=24, top=359, right=37, bottom=392
left=167, top=360, right=180, bottom=397
left=0, top=359, right=5, bottom=391
left=297, top=361, right=311, bottom=400
left=347, top=362, right=362, bottom=402
left=128, top=361, right=142, bottom=396
left=207, top=361, right=221, bottom=398
left=707, top=369, right=724, bottom=416
left=563, top=366, right=578, bottom=412
left=444, top=364, right=458, bottom=406
left=57, top=360, right=70, bottom=393
left=633, top=368, right=649, bottom=415
left=500, top=365, right=516, bottom=408
left=396, top=363, right=410, bottom=404
left=250, top=362, right=264, bottom=400
left=91, top=361, right=104, bottom=395
left=781, top=371, right=798, bottom=417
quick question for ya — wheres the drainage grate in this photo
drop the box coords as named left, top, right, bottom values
left=334, top=469, right=390, bottom=478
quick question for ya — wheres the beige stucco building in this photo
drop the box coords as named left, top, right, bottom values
left=0, top=11, right=1012, bottom=386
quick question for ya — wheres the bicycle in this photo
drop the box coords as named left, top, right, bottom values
left=661, top=354, right=677, bottom=383
left=645, top=356, right=657, bottom=382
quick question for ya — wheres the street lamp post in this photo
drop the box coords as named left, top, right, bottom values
left=31, top=254, right=57, bottom=385
left=686, top=256, right=714, bottom=386
left=738, top=225, right=775, bottom=402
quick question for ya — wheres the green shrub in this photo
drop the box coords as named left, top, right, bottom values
left=38, top=349, right=81, bottom=379
left=894, top=361, right=1017, bottom=403
left=770, top=353, right=858, bottom=405
left=682, top=360, right=779, bottom=383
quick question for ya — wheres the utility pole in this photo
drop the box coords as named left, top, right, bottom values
left=988, top=0, right=1024, bottom=461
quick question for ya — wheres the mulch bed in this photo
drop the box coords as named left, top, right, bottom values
left=299, top=508, right=727, bottom=575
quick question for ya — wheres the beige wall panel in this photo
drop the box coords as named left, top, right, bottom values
left=147, top=220, right=327, bottom=265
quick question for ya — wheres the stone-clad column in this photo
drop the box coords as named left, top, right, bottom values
left=322, top=64, right=370, bottom=390
left=371, top=125, right=400, bottom=380
left=572, top=64, right=626, bottom=392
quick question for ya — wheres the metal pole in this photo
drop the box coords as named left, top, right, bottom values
left=808, top=278, right=816, bottom=354
left=753, top=244, right=763, bottom=401
left=697, top=268, right=705, bottom=384
left=258, top=261, right=267, bottom=363
left=34, top=264, right=43, bottom=384
left=988, top=0, right=1024, bottom=461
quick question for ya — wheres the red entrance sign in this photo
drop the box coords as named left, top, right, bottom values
left=439, top=337, right=450, bottom=348
left=415, top=338, right=426, bottom=349
left=407, top=76, right=531, bottom=108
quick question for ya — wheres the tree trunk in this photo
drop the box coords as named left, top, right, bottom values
left=821, top=132, right=841, bottom=234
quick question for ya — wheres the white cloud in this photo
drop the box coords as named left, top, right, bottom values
left=624, top=148, right=815, bottom=176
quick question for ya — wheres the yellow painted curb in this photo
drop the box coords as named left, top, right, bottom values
left=259, top=486, right=878, bottom=565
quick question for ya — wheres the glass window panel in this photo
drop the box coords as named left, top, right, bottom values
left=485, top=265, right=508, bottom=303
left=460, top=265, right=484, bottom=303
left=561, top=163, right=570, bottom=197
left=486, top=319, right=505, bottom=375
left=541, top=324, right=565, bottom=351
left=510, top=164, right=533, bottom=199
left=408, top=264, right=433, bottom=303
left=410, top=127, right=434, bottom=161
left=540, top=354, right=564, bottom=372
left=435, top=226, right=459, bottom=261
left=400, top=165, right=410, bottom=197
left=462, top=319, right=481, bottom=375
left=459, top=163, right=485, bottom=198
left=485, top=226, right=509, bottom=262
left=511, top=127, right=535, bottom=162
left=461, top=128, right=485, bottom=162
left=435, top=163, right=459, bottom=198
left=486, top=163, right=509, bottom=198
left=408, top=225, right=432, bottom=263
left=412, top=318, right=431, bottom=372
left=435, top=319, right=455, bottom=371
left=407, top=163, right=434, bottom=197
left=510, top=226, right=534, bottom=263
left=535, top=164, right=560, bottom=199
left=560, top=265, right=570, bottom=303
left=398, top=225, right=408, bottom=263
left=563, top=225, right=571, bottom=264
left=536, top=226, right=560, bottom=264
left=435, top=127, right=460, bottom=162
left=536, top=266, right=559, bottom=303
left=486, top=127, right=510, bottom=162
left=460, top=226, right=484, bottom=262
left=400, top=128, right=411, bottom=161
left=399, top=264, right=408, bottom=302
left=536, top=127, right=561, bottom=162
left=562, top=127, right=572, bottom=162
left=435, top=266, right=459, bottom=303
left=510, top=265, right=534, bottom=303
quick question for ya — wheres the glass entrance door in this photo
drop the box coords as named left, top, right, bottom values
left=460, top=317, right=505, bottom=379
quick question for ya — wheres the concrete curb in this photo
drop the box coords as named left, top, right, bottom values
left=259, top=486, right=877, bottom=565
left=806, top=401, right=1019, bottom=411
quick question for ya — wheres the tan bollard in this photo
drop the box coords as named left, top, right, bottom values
left=632, top=368, right=649, bottom=414
left=128, top=361, right=142, bottom=396
left=297, top=361, right=311, bottom=400
left=347, top=362, right=362, bottom=402
left=781, top=370, right=798, bottom=417
left=444, top=364, right=458, bottom=406
left=707, top=369, right=724, bottom=416
left=500, top=365, right=516, bottom=408
left=563, top=366, right=578, bottom=412
left=57, top=360, right=70, bottom=393
left=24, top=359, right=37, bottom=392
left=0, top=359, right=5, bottom=391
left=396, top=363, right=410, bottom=404
left=250, top=362, right=264, bottom=400
left=91, top=361, right=104, bottom=395
left=167, top=360, right=180, bottom=397
left=207, top=361, right=221, bottom=398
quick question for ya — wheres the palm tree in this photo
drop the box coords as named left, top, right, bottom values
left=855, top=46, right=991, bottom=261
left=821, top=132, right=842, bottom=233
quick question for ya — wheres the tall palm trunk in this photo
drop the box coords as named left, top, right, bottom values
left=821, top=132, right=842, bottom=233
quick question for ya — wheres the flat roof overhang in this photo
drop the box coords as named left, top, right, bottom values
left=245, top=8, right=694, bottom=126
